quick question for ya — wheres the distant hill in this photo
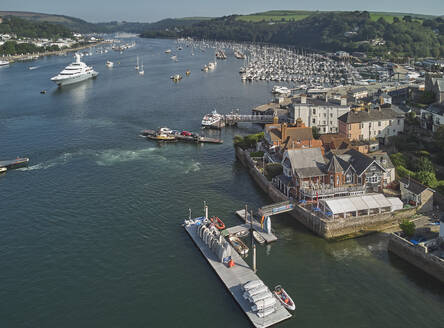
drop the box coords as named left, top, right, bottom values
left=235, top=10, right=437, bottom=23
left=0, top=10, right=211, bottom=34
left=0, top=11, right=99, bottom=33
left=141, top=11, right=444, bottom=59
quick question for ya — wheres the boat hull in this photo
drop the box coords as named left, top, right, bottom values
left=52, top=71, right=98, bottom=87
left=0, top=158, right=29, bottom=170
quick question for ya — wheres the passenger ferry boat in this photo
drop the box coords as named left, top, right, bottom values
left=50, top=53, right=98, bottom=86
left=201, top=110, right=224, bottom=129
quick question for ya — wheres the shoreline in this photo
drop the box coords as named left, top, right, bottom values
left=3, top=41, right=109, bottom=62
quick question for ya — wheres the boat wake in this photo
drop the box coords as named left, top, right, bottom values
left=184, top=161, right=201, bottom=174
left=18, top=153, right=74, bottom=171
left=16, top=148, right=202, bottom=172
left=94, top=148, right=160, bottom=166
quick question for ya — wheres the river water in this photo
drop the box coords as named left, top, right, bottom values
left=0, top=38, right=443, bottom=328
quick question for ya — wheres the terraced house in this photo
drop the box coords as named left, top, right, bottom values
left=338, top=106, right=404, bottom=144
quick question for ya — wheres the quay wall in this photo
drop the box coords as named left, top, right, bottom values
left=388, top=233, right=444, bottom=283
left=235, top=146, right=417, bottom=240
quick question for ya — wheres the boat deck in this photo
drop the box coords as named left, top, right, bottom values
left=184, top=222, right=291, bottom=328
left=231, top=210, right=278, bottom=243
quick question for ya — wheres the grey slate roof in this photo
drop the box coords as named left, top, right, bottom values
left=327, top=155, right=344, bottom=173
left=338, top=108, right=404, bottom=124
left=284, top=148, right=326, bottom=178
left=327, top=149, right=385, bottom=176
left=400, top=177, right=433, bottom=195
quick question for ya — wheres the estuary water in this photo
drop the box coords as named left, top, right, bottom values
left=0, top=38, right=443, bottom=328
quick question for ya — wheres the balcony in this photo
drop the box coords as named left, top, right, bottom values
left=300, top=184, right=366, bottom=198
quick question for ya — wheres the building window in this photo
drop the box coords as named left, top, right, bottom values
left=389, top=120, right=392, bottom=126
left=330, top=175, right=334, bottom=185
left=313, top=109, right=316, bottom=115
left=330, top=113, right=333, bottom=117
left=346, top=174, right=352, bottom=183
left=398, top=119, right=400, bottom=124
left=378, top=121, right=381, bottom=127
left=348, top=124, right=351, bottom=130
left=336, top=175, right=340, bottom=185
left=323, top=113, right=326, bottom=117
left=312, top=118, right=316, bottom=124
left=323, top=121, right=326, bottom=125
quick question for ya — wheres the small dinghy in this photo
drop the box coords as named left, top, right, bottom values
left=210, top=216, right=225, bottom=230
left=228, top=235, right=249, bottom=256
left=253, top=230, right=265, bottom=245
left=243, top=280, right=263, bottom=291
left=273, top=285, right=295, bottom=311
left=235, top=229, right=249, bottom=238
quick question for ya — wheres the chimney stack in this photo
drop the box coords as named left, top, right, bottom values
left=301, top=94, right=307, bottom=104
left=282, top=123, right=288, bottom=141
left=340, top=96, right=347, bottom=106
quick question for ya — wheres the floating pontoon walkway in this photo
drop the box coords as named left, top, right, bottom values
left=184, top=222, right=291, bottom=328
left=232, top=210, right=278, bottom=243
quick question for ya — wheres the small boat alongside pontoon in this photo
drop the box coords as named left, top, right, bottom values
left=273, top=285, right=295, bottom=311
left=228, top=235, right=249, bottom=256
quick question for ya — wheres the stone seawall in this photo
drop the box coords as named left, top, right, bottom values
left=235, top=146, right=417, bottom=239
left=388, top=233, right=444, bottom=283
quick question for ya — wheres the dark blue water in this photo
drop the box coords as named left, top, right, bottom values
left=0, top=38, right=443, bottom=328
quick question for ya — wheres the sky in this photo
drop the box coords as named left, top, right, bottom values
left=1, top=0, right=444, bottom=22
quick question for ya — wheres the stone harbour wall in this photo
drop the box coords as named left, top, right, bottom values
left=388, top=233, right=444, bottom=283
left=235, top=146, right=417, bottom=240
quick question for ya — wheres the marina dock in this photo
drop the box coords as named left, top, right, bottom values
left=233, top=210, right=278, bottom=243
left=184, top=221, right=291, bottom=327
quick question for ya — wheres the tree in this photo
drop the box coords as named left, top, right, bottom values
left=312, top=126, right=320, bottom=139
left=415, top=170, right=438, bottom=188
left=399, top=219, right=415, bottom=237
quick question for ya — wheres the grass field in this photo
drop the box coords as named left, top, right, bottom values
left=236, top=10, right=315, bottom=22
left=235, top=10, right=435, bottom=23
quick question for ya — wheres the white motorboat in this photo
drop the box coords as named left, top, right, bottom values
left=0, top=167, right=7, bottom=174
left=208, top=61, right=216, bottom=70
left=201, top=110, right=224, bottom=129
left=165, top=49, right=172, bottom=54
left=50, top=53, right=98, bottom=86
left=273, top=285, right=296, bottom=311
left=0, top=60, right=9, bottom=66
left=106, top=60, right=114, bottom=68
left=252, top=230, right=265, bottom=245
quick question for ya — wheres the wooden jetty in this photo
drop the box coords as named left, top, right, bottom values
left=184, top=222, right=291, bottom=328
left=140, top=130, right=223, bottom=144
left=233, top=210, right=278, bottom=244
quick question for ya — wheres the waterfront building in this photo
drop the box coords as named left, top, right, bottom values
left=399, top=177, right=435, bottom=212
left=338, top=106, right=405, bottom=144
left=289, top=94, right=350, bottom=134
left=274, top=147, right=394, bottom=200
left=264, top=117, right=322, bottom=152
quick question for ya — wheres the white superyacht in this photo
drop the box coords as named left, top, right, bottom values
left=51, top=53, right=98, bottom=86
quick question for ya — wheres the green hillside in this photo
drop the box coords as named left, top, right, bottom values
left=235, top=10, right=436, bottom=23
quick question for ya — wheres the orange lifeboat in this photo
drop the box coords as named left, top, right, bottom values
left=210, top=216, right=226, bottom=230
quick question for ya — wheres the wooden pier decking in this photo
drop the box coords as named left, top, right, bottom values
left=184, top=222, right=292, bottom=328
left=232, top=210, right=278, bottom=243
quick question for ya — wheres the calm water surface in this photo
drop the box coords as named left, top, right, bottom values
left=0, top=38, right=443, bottom=327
